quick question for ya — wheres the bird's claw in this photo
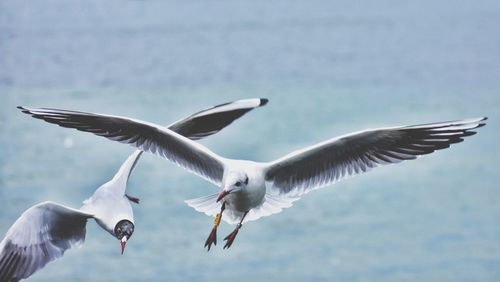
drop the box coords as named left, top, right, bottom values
left=223, top=224, right=241, bottom=249
left=204, top=227, right=217, bottom=251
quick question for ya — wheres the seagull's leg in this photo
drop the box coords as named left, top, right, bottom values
left=125, top=194, right=140, bottom=204
left=223, top=211, right=248, bottom=249
left=204, top=202, right=225, bottom=251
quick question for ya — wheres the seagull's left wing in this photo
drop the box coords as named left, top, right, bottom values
left=18, top=107, right=227, bottom=185
left=264, top=118, right=487, bottom=197
left=0, top=202, right=93, bottom=282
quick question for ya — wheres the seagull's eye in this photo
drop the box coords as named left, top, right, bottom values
left=244, top=177, right=249, bottom=185
left=235, top=181, right=242, bottom=187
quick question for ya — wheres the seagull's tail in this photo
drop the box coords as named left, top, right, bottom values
left=185, top=193, right=221, bottom=218
left=185, top=193, right=299, bottom=225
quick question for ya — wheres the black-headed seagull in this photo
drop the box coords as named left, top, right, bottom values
left=1, top=98, right=268, bottom=281
left=17, top=104, right=487, bottom=251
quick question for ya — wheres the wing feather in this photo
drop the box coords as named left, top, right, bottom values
left=18, top=107, right=226, bottom=185
left=167, top=98, right=268, bottom=140
left=0, top=202, right=93, bottom=282
left=265, top=118, right=487, bottom=197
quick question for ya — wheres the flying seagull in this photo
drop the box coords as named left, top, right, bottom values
left=17, top=105, right=487, bottom=251
left=1, top=98, right=268, bottom=281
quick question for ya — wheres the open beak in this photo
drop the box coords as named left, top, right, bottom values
left=216, top=189, right=231, bottom=202
left=120, top=236, right=127, bottom=255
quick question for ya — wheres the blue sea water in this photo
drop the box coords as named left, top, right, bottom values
left=1, top=1, right=499, bottom=281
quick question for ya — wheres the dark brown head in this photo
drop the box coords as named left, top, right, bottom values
left=114, top=220, right=134, bottom=254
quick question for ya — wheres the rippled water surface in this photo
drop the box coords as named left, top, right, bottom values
left=1, top=1, right=499, bottom=281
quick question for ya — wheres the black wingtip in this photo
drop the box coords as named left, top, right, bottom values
left=259, top=98, right=269, bottom=106
left=17, top=106, right=32, bottom=114
left=476, top=117, right=488, bottom=128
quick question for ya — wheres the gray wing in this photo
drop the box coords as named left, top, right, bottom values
left=0, top=202, right=93, bottom=282
left=17, top=107, right=227, bottom=185
left=107, top=98, right=269, bottom=192
left=168, top=98, right=268, bottom=140
left=265, top=118, right=487, bottom=197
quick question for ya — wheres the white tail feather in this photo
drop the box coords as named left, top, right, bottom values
left=185, top=193, right=299, bottom=225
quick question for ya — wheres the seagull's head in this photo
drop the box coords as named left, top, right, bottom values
left=114, top=219, right=134, bottom=255
left=217, top=171, right=249, bottom=202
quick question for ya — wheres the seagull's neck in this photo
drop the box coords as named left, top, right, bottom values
left=223, top=160, right=266, bottom=184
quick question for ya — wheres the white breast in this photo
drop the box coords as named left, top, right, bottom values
left=224, top=160, right=267, bottom=212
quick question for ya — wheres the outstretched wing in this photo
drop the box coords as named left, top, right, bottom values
left=265, top=118, right=487, bottom=197
left=18, top=107, right=227, bottom=185
left=0, top=202, right=93, bottom=282
left=168, top=98, right=268, bottom=140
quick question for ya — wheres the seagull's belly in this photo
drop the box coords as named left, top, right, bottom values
left=228, top=189, right=265, bottom=212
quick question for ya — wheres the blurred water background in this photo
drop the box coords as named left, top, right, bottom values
left=1, top=1, right=500, bottom=281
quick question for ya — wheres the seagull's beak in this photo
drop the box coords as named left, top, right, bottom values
left=121, top=236, right=127, bottom=255
left=216, top=189, right=231, bottom=202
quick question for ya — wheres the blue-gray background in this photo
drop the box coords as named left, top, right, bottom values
left=1, top=1, right=499, bottom=281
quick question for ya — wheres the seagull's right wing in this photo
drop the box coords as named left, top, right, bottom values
left=264, top=118, right=487, bottom=197
left=107, top=98, right=269, bottom=192
left=18, top=107, right=227, bottom=185
left=0, top=202, right=93, bottom=282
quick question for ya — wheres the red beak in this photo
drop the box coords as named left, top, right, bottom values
left=216, top=190, right=230, bottom=202
left=121, top=237, right=127, bottom=255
